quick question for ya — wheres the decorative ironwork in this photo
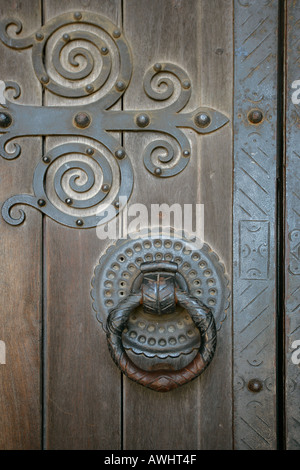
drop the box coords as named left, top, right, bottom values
left=106, top=286, right=217, bottom=392
left=233, top=0, right=278, bottom=450
left=91, top=232, right=230, bottom=333
left=0, top=11, right=229, bottom=228
left=91, top=230, right=230, bottom=388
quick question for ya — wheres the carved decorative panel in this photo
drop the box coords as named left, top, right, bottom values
left=233, top=0, right=278, bottom=450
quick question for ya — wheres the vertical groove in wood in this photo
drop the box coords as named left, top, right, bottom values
left=0, top=0, right=43, bottom=449
left=285, top=0, right=300, bottom=451
left=233, top=0, right=279, bottom=450
left=42, top=0, right=122, bottom=450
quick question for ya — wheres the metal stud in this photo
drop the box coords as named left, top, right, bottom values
left=194, top=113, right=211, bottom=128
left=85, top=84, right=94, bottom=94
left=101, top=46, right=108, bottom=55
left=74, top=12, right=82, bottom=20
left=0, top=112, right=12, bottom=128
left=65, top=198, right=73, bottom=205
left=74, top=112, right=91, bottom=129
left=86, top=147, right=94, bottom=156
left=114, top=201, right=120, bottom=208
left=136, top=113, right=150, bottom=128
left=63, top=33, right=70, bottom=42
left=183, top=150, right=190, bottom=157
left=76, top=219, right=84, bottom=226
left=182, top=80, right=191, bottom=89
left=42, top=156, right=51, bottom=164
left=154, top=168, right=162, bottom=176
left=247, top=379, right=263, bottom=393
left=116, top=81, right=126, bottom=92
left=248, top=109, right=263, bottom=124
left=113, top=29, right=121, bottom=38
left=35, top=32, right=44, bottom=41
left=37, top=199, right=46, bottom=207
left=102, top=184, right=110, bottom=192
left=41, top=75, right=50, bottom=84
left=154, top=63, right=162, bottom=72
left=115, top=149, right=126, bottom=159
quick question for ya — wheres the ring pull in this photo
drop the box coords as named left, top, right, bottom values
left=106, top=261, right=217, bottom=392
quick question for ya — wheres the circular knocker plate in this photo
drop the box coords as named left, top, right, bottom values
left=91, top=233, right=230, bottom=391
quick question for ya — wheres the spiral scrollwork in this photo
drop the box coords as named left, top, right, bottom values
left=0, top=11, right=230, bottom=227
left=0, top=12, right=132, bottom=103
left=143, top=137, right=191, bottom=178
left=2, top=141, right=133, bottom=228
left=143, top=62, right=192, bottom=113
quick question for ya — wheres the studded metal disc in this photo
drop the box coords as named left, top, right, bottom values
left=91, top=233, right=230, bottom=333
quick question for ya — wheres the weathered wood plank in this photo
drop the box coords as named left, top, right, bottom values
left=42, top=0, right=122, bottom=450
left=123, top=0, right=233, bottom=450
left=0, top=0, right=42, bottom=450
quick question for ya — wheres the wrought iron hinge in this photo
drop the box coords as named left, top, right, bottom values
left=0, top=11, right=229, bottom=228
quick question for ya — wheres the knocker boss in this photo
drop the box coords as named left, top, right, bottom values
left=104, top=453, right=198, bottom=466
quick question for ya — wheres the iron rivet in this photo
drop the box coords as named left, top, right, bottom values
left=63, top=33, right=70, bottom=42
left=116, top=81, right=126, bottom=91
left=0, top=112, right=12, bottom=128
left=35, top=32, right=44, bottom=41
left=101, top=46, right=108, bottom=55
left=154, top=168, right=162, bottom=175
left=136, top=113, right=150, bottom=128
left=115, top=148, right=126, bottom=159
left=194, top=113, right=211, bottom=128
left=248, top=109, right=263, bottom=124
left=85, top=84, right=94, bottom=93
left=41, top=75, right=49, bottom=84
left=86, top=147, right=94, bottom=155
left=74, top=12, right=82, bottom=20
left=42, top=156, right=51, bottom=164
left=182, top=80, right=191, bottom=89
left=113, top=29, right=121, bottom=38
left=114, top=201, right=120, bottom=208
left=74, top=112, right=91, bottom=129
left=183, top=150, right=190, bottom=157
left=247, top=379, right=263, bottom=393
left=37, top=199, right=46, bottom=207
left=65, top=198, right=73, bottom=205
left=154, top=63, right=162, bottom=71
left=76, top=219, right=84, bottom=226
left=102, top=184, right=110, bottom=192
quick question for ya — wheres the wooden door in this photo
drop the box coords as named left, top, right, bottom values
left=0, top=0, right=298, bottom=451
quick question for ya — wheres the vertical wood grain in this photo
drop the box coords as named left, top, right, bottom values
left=0, top=0, right=42, bottom=450
left=123, top=0, right=233, bottom=450
left=43, top=0, right=122, bottom=450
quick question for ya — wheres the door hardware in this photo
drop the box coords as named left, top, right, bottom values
left=0, top=11, right=229, bottom=228
left=92, top=233, right=230, bottom=391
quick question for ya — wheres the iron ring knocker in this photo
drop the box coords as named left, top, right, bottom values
left=106, top=261, right=217, bottom=392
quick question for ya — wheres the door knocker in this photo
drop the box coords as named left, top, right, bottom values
left=92, top=233, right=230, bottom=392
